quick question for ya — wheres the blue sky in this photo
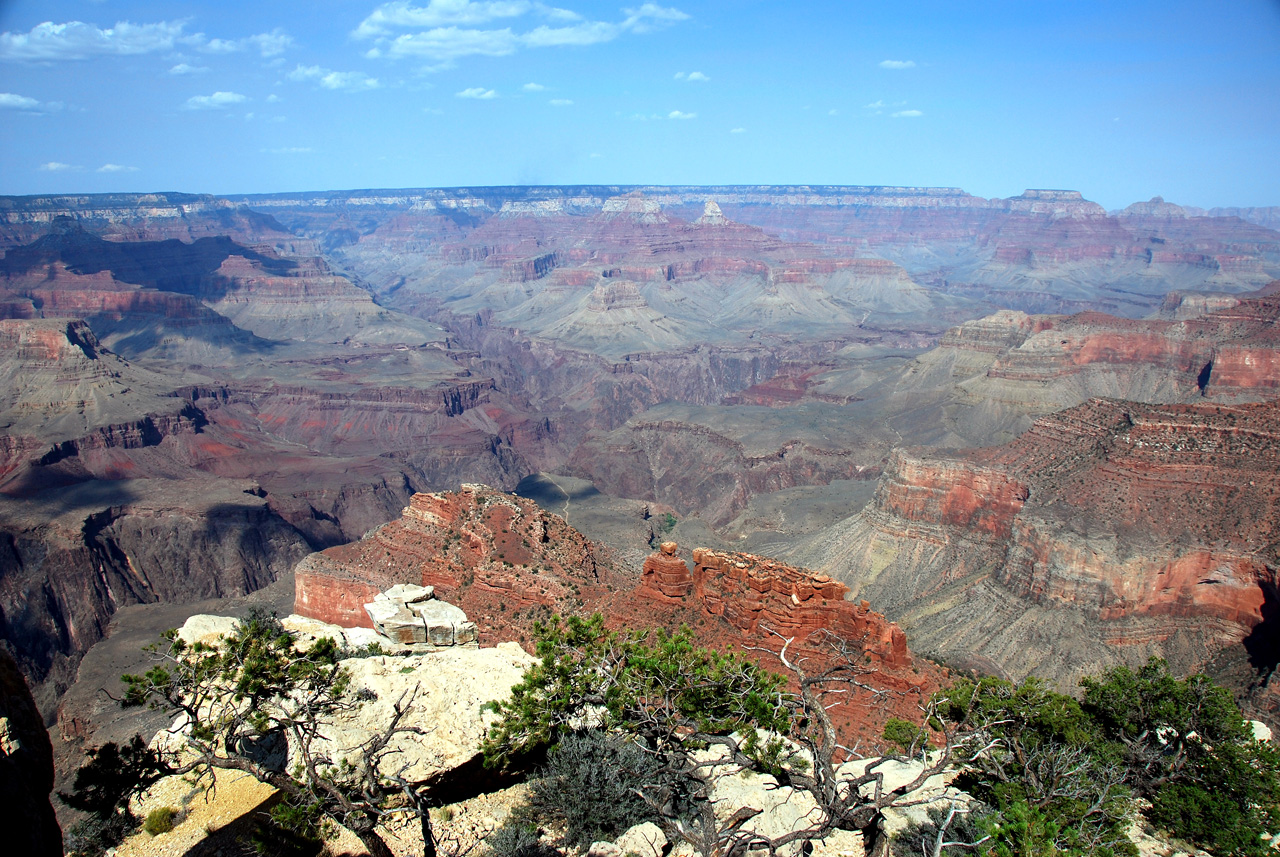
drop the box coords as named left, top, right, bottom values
left=1, top=0, right=1278, bottom=209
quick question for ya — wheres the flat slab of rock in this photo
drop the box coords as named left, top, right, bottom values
left=307, top=642, right=537, bottom=782
left=175, top=615, right=239, bottom=647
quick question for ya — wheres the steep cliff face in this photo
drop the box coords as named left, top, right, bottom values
left=798, top=397, right=1280, bottom=685
left=0, top=647, right=61, bottom=857
left=0, top=480, right=313, bottom=715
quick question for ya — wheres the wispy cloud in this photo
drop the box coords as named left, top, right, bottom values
left=0, top=92, right=62, bottom=112
left=668, top=109, right=695, bottom=119
left=0, top=20, right=293, bottom=61
left=264, top=146, right=314, bottom=154
left=358, top=1, right=689, bottom=70
left=97, top=163, right=139, bottom=172
left=549, top=98, right=572, bottom=106
left=197, top=29, right=294, bottom=57
left=828, top=108, right=838, bottom=116
left=730, top=127, right=745, bottom=134
left=184, top=91, right=248, bottom=110
left=288, top=64, right=381, bottom=92
left=354, top=1, right=541, bottom=39
left=891, top=108, right=922, bottom=117
left=674, top=70, right=708, bottom=82
left=39, top=161, right=80, bottom=171
left=246, top=30, right=294, bottom=57
left=168, top=62, right=209, bottom=75
left=0, top=20, right=188, bottom=60
left=879, top=59, right=915, bottom=69
left=456, top=86, right=497, bottom=98
left=522, top=81, right=545, bottom=91
left=864, top=99, right=885, bottom=109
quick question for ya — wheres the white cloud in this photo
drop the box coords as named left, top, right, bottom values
left=355, top=1, right=536, bottom=39
left=168, top=63, right=209, bottom=75
left=674, top=70, right=708, bottom=82
left=522, top=81, right=545, bottom=91
left=668, top=109, right=695, bottom=119
left=358, top=1, right=688, bottom=68
left=184, top=91, right=248, bottom=110
left=549, top=98, right=572, bottom=106
left=590, top=152, right=602, bottom=158
left=891, top=108, right=922, bottom=117
left=264, top=147, right=314, bottom=154
left=97, top=163, right=139, bottom=172
left=288, top=64, right=381, bottom=91
left=456, top=86, right=497, bottom=98
left=729, top=127, right=745, bottom=134
left=248, top=29, right=294, bottom=57
left=879, top=59, right=915, bottom=69
left=0, top=20, right=189, bottom=60
left=864, top=99, right=885, bottom=109
left=201, top=28, right=294, bottom=57
left=203, top=38, right=240, bottom=54
left=828, top=108, right=838, bottom=116
left=374, top=26, right=521, bottom=65
left=39, top=161, right=79, bottom=171
left=266, top=93, right=282, bottom=103
left=0, top=92, right=41, bottom=110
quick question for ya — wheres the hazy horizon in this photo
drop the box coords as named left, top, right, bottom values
left=2, top=1, right=1279, bottom=210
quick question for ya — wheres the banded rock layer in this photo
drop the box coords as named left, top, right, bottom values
left=798, top=397, right=1280, bottom=685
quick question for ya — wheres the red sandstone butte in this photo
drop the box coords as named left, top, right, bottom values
left=294, top=485, right=625, bottom=640
left=638, top=542, right=911, bottom=670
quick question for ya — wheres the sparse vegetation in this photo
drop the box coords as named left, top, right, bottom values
left=519, top=730, right=662, bottom=849
left=116, top=608, right=441, bottom=857
left=142, top=806, right=179, bottom=836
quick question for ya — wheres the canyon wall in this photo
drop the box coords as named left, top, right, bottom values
left=798, top=397, right=1280, bottom=686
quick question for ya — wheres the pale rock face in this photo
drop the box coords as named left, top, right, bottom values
left=175, top=614, right=240, bottom=647
left=281, top=614, right=383, bottom=650
left=306, top=642, right=536, bottom=783
left=614, top=822, right=668, bottom=857
left=695, top=200, right=729, bottom=226
left=364, top=585, right=479, bottom=648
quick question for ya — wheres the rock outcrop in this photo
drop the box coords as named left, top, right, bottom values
left=639, top=544, right=910, bottom=669
left=294, top=485, right=628, bottom=639
left=363, top=584, right=478, bottom=648
left=640, top=540, right=694, bottom=597
left=690, top=548, right=911, bottom=669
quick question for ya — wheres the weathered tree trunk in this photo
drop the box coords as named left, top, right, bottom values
left=353, top=827, right=396, bottom=857
left=422, top=808, right=438, bottom=857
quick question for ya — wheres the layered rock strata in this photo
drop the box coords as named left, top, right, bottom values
left=294, top=485, right=625, bottom=639
left=638, top=544, right=909, bottom=668
left=800, top=397, right=1280, bottom=685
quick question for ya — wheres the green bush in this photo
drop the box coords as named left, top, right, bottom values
left=524, top=730, right=661, bottom=849
left=142, top=806, right=178, bottom=835
left=486, top=822, right=562, bottom=857
left=250, top=796, right=325, bottom=857
left=1083, top=658, right=1280, bottom=855
left=882, top=717, right=926, bottom=753
left=891, top=805, right=995, bottom=856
